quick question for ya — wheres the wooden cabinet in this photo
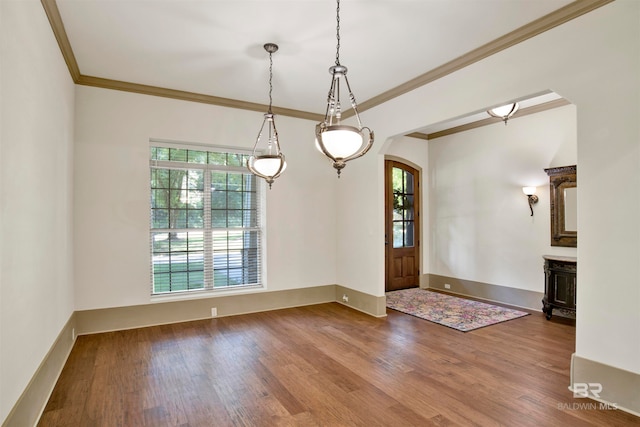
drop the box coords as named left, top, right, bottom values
left=542, top=256, right=577, bottom=320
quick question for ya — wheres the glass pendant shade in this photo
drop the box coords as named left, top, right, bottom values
left=251, top=155, right=286, bottom=177
left=522, top=186, right=536, bottom=196
left=319, top=125, right=364, bottom=159
left=487, top=102, right=519, bottom=124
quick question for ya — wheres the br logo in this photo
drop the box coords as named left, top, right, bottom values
left=573, top=383, right=602, bottom=398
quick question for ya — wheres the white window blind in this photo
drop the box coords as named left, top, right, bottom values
left=149, top=141, right=263, bottom=295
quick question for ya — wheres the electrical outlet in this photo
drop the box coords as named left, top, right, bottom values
left=71, top=328, right=75, bottom=341
left=342, top=294, right=349, bottom=303
left=211, top=307, right=218, bottom=317
left=444, top=284, right=451, bottom=289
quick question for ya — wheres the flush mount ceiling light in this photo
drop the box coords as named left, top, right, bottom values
left=487, top=102, right=519, bottom=125
left=315, top=0, right=374, bottom=177
left=247, top=43, right=286, bottom=189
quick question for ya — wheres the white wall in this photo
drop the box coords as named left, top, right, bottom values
left=337, top=0, right=639, bottom=373
left=429, top=105, right=577, bottom=292
left=73, top=86, right=338, bottom=310
left=0, top=0, right=75, bottom=421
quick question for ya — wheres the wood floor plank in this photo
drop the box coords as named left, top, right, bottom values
left=37, top=302, right=640, bottom=426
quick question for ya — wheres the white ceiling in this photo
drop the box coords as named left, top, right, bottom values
left=56, top=0, right=573, bottom=118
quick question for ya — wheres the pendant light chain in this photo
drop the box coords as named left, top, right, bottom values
left=268, top=49, right=274, bottom=114
left=335, top=0, right=341, bottom=66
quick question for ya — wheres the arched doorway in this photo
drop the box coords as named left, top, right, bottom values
left=385, top=160, right=420, bottom=292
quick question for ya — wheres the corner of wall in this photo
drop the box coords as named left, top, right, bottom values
left=2, top=313, right=77, bottom=427
left=335, top=285, right=387, bottom=317
left=570, top=353, right=640, bottom=417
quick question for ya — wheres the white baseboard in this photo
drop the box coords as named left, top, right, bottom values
left=2, top=313, right=76, bottom=427
left=570, top=353, right=640, bottom=416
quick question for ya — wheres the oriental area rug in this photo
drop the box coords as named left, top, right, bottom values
left=386, top=288, right=529, bottom=332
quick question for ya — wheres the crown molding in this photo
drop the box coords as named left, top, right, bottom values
left=41, top=0, right=80, bottom=81
left=77, top=75, right=324, bottom=122
left=346, top=0, right=612, bottom=118
left=42, top=0, right=609, bottom=121
left=406, top=98, right=571, bottom=141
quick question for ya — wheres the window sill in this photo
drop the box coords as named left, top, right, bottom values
left=150, top=285, right=264, bottom=304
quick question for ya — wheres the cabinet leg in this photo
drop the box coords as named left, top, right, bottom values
left=542, top=302, right=553, bottom=320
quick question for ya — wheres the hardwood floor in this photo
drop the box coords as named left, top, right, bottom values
left=38, top=302, right=639, bottom=426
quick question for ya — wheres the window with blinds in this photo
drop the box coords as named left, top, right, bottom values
left=149, top=142, right=263, bottom=295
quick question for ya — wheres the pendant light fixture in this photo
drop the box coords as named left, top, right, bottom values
left=487, top=102, right=519, bottom=125
left=316, top=0, right=374, bottom=176
left=247, top=43, right=286, bottom=189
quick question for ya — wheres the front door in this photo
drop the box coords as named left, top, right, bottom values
left=385, top=160, right=420, bottom=292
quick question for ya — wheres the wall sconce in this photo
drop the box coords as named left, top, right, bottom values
left=522, top=186, right=539, bottom=216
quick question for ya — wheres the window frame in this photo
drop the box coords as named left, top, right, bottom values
left=391, top=166, right=416, bottom=248
left=149, top=139, right=266, bottom=297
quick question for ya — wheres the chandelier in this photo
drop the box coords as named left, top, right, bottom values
left=316, top=0, right=374, bottom=176
left=247, top=43, right=286, bottom=188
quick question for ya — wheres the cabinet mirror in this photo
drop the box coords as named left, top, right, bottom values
left=545, top=165, right=577, bottom=247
